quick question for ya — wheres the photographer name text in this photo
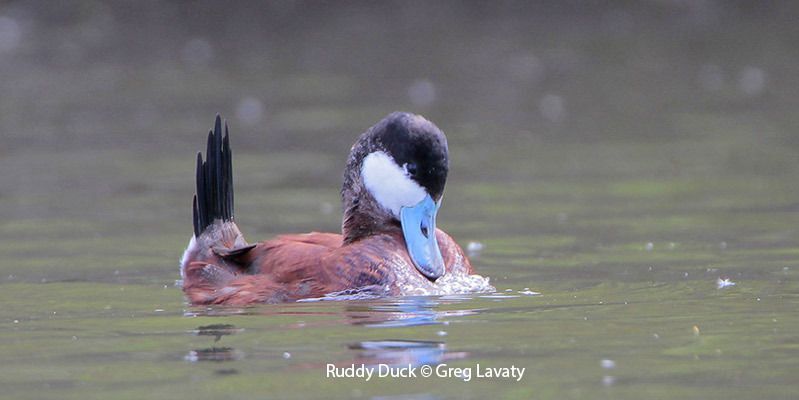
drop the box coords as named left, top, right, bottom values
left=326, top=363, right=525, bottom=382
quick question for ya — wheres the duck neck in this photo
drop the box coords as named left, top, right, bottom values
left=341, top=185, right=401, bottom=244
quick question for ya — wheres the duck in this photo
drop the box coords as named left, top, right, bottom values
left=180, top=112, right=492, bottom=305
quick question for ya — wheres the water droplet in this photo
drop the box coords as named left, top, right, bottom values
left=0, top=16, right=21, bottom=54
left=407, top=79, right=436, bottom=107
left=184, top=351, right=199, bottom=363
left=181, top=38, right=213, bottom=68
left=738, top=66, right=766, bottom=96
left=716, top=278, right=736, bottom=289
left=467, top=241, right=484, bottom=257
left=697, top=64, right=724, bottom=92
left=539, top=94, right=565, bottom=123
left=600, top=359, right=616, bottom=369
left=507, top=53, right=545, bottom=84
left=236, top=96, right=264, bottom=127
left=601, top=9, right=633, bottom=35
left=320, top=202, right=334, bottom=215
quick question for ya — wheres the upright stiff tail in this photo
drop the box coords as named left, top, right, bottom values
left=193, top=115, right=234, bottom=237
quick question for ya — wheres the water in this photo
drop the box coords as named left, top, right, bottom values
left=1, top=2, right=799, bottom=399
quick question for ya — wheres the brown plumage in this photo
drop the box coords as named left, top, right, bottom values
left=180, top=112, right=482, bottom=305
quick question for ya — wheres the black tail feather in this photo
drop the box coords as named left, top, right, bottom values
left=193, top=114, right=234, bottom=237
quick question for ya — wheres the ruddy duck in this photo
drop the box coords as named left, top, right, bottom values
left=180, top=112, right=491, bottom=304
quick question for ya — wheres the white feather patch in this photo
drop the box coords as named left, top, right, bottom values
left=179, top=235, right=198, bottom=282
left=361, top=151, right=426, bottom=218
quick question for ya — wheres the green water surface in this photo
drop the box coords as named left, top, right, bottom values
left=1, top=2, right=798, bottom=399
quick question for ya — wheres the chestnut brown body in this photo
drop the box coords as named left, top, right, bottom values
left=181, top=226, right=473, bottom=305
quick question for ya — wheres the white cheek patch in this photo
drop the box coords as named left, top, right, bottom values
left=361, top=151, right=426, bottom=218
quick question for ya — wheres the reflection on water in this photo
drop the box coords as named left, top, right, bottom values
left=348, top=340, right=467, bottom=368
left=344, top=297, right=480, bottom=328
left=184, top=297, right=481, bottom=370
left=184, top=347, right=242, bottom=363
left=186, top=324, right=245, bottom=362
left=296, top=285, right=387, bottom=301
left=185, top=296, right=483, bottom=329
left=190, top=323, right=243, bottom=342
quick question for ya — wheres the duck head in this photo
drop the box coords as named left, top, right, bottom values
left=342, top=112, right=449, bottom=280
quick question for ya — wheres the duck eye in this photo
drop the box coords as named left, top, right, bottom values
left=405, top=163, right=418, bottom=176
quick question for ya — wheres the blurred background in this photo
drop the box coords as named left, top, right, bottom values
left=2, top=1, right=798, bottom=214
left=4, top=1, right=799, bottom=147
left=3, top=1, right=798, bottom=277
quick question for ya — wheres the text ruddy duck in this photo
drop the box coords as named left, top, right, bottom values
left=180, top=112, right=492, bottom=304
